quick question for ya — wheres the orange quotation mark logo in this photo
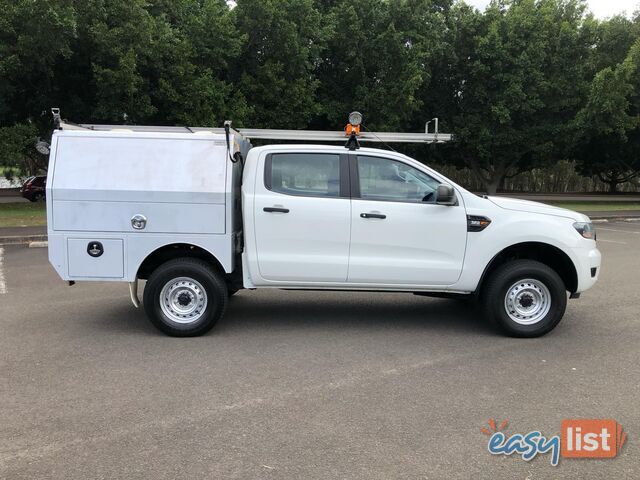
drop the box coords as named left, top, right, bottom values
left=481, top=419, right=509, bottom=436
left=482, top=418, right=627, bottom=466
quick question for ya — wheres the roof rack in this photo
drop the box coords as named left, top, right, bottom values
left=52, top=109, right=453, bottom=145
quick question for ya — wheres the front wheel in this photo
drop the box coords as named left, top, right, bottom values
left=482, top=260, right=567, bottom=338
left=143, top=258, right=228, bottom=336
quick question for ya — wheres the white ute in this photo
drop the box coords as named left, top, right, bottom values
left=46, top=110, right=601, bottom=337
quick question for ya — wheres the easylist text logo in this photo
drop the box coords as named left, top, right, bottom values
left=481, top=418, right=627, bottom=466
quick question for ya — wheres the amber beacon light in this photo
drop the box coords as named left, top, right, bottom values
left=345, top=111, right=363, bottom=136
left=344, top=111, right=363, bottom=150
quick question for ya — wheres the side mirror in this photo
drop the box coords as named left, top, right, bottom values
left=436, top=184, right=456, bottom=206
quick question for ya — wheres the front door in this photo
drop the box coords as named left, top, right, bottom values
left=253, top=151, right=351, bottom=283
left=348, top=155, right=467, bottom=286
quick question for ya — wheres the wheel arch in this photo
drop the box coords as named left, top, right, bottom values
left=477, top=242, right=578, bottom=295
left=136, top=243, right=225, bottom=280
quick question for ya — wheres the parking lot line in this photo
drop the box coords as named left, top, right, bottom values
left=0, top=247, right=6, bottom=294
left=598, top=227, right=640, bottom=234
left=597, top=239, right=627, bottom=244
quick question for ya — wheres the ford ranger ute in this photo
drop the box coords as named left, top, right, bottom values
left=46, top=110, right=601, bottom=337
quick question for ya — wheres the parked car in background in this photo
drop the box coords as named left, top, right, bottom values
left=21, top=175, right=47, bottom=202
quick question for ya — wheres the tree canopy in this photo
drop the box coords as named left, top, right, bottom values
left=573, top=38, right=640, bottom=191
left=1, top=0, right=639, bottom=192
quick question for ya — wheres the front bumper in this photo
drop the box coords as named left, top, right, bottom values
left=574, top=246, right=601, bottom=293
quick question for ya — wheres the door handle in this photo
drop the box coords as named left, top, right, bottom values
left=264, top=207, right=290, bottom=213
left=360, top=213, right=386, bottom=219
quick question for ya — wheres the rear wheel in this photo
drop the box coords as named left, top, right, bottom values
left=482, top=260, right=567, bottom=338
left=143, top=258, right=227, bottom=336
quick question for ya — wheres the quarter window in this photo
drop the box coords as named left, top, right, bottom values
left=357, top=156, right=441, bottom=203
left=266, top=153, right=342, bottom=198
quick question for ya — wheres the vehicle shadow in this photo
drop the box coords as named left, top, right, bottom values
left=217, top=291, right=494, bottom=337
left=90, top=291, right=495, bottom=337
left=87, top=303, right=157, bottom=335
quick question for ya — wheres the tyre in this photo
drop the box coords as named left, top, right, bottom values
left=481, top=260, right=567, bottom=338
left=143, top=258, right=228, bottom=336
left=33, top=193, right=45, bottom=202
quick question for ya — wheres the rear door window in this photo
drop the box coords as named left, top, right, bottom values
left=265, top=153, right=342, bottom=198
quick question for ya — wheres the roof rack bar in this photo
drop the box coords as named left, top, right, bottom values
left=59, top=122, right=226, bottom=133
left=56, top=120, right=452, bottom=144
left=235, top=128, right=451, bottom=143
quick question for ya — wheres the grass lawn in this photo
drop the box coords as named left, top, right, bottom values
left=0, top=202, right=46, bottom=227
left=547, top=202, right=640, bottom=212
left=0, top=199, right=638, bottom=229
left=0, top=166, right=21, bottom=179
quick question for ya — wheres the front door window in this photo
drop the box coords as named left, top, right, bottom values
left=357, top=156, right=441, bottom=203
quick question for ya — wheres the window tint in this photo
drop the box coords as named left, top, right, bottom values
left=357, top=156, right=441, bottom=203
left=267, top=153, right=341, bottom=197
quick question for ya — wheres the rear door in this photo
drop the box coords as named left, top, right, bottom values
left=348, top=154, right=467, bottom=286
left=253, top=152, right=351, bottom=282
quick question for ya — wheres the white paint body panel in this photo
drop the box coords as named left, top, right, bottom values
left=47, top=132, right=600, bottom=297
left=68, top=238, right=124, bottom=278
left=254, top=195, right=351, bottom=282
left=249, top=149, right=351, bottom=282
left=53, top=201, right=226, bottom=234
left=47, top=130, right=245, bottom=281
left=241, top=145, right=600, bottom=294
left=348, top=199, right=466, bottom=285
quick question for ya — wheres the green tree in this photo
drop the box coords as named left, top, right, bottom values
left=410, top=1, right=480, bottom=167
left=234, top=0, right=328, bottom=128
left=315, top=0, right=450, bottom=131
left=141, top=0, right=248, bottom=126
left=573, top=39, right=640, bottom=192
left=446, top=0, right=596, bottom=194
left=0, top=123, right=42, bottom=176
left=0, top=0, right=76, bottom=174
left=56, top=0, right=246, bottom=126
left=2, top=0, right=640, bottom=193
left=591, top=14, right=640, bottom=73
left=0, top=0, right=76, bottom=125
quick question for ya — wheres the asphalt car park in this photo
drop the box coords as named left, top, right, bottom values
left=1, top=222, right=638, bottom=479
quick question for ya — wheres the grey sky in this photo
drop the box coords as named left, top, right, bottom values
left=465, top=0, right=638, bottom=17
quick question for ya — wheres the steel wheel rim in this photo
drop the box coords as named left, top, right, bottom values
left=159, top=277, right=208, bottom=324
left=504, top=278, right=551, bottom=325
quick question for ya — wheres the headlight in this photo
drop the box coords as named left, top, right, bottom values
left=573, top=222, right=596, bottom=240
